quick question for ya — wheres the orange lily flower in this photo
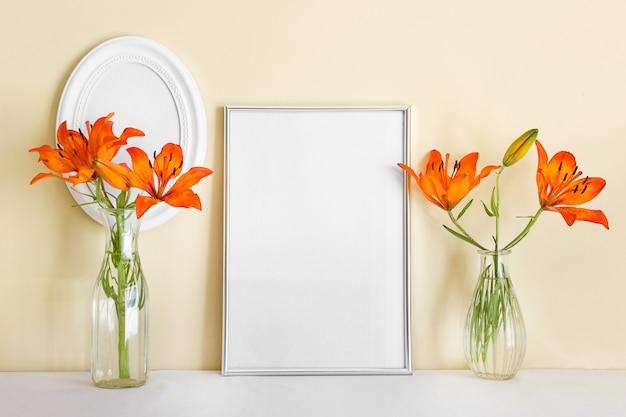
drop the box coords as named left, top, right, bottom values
left=536, top=141, right=608, bottom=229
left=29, top=113, right=144, bottom=185
left=126, top=143, right=214, bottom=218
left=399, top=150, right=500, bottom=211
left=86, top=113, right=144, bottom=162
left=29, top=121, right=95, bottom=185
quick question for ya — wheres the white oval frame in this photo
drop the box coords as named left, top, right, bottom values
left=56, top=36, right=207, bottom=230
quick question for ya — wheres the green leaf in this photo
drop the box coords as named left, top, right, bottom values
left=481, top=201, right=494, bottom=217
left=457, top=199, right=473, bottom=220
left=490, top=187, right=499, bottom=217
left=116, top=191, right=129, bottom=208
left=442, top=224, right=486, bottom=250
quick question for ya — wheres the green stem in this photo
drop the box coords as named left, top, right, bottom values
left=494, top=168, right=504, bottom=251
left=443, top=164, right=542, bottom=253
left=502, top=208, right=544, bottom=251
left=113, top=209, right=130, bottom=379
left=116, top=304, right=130, bottom=379
left=471, top=253, right=508, bottom=363
left=447, top=211, right=487, bottom=250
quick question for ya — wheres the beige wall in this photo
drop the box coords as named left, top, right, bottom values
left=2, top=0, right=625, bottom=371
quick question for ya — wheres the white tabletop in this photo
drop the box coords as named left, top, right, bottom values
left=1, top=370, right=625, bottom=417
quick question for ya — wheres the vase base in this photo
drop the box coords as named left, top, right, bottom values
left=473, top=371, right=517, bottom=381
left=93, top=378, right=146, bottom=389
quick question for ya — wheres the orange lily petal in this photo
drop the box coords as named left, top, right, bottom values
left=67, top=167, right=97, bottom=185
left=29, top=172, right=67, bottom=185
left=135, top=195, right=160, bottom=219
left=416, top=176, right=447, bottom=210
left=28, top=144, right=96, bottom=185
left=447, top=174, right=473, bottom=208
left=86, top=113, right=115, bottom=157
left=120, top=127, right=145, bottom=142
left=397, top=162, right=419, bottom=193
left=550, top=206, right=609, bottom=229
left=549, top=176, right=606, bottom=206
left=126, top=147, right=157, bottom=194
left=29, top=144, right=78, bottom=174
left=455, top=152, right=479, bottom=178
left=153, top=143, right=185, bottom=193
left=478, top=164, right=501, bottom=180
left=55, top=122, right=90, bottom=166
left=93, top=159, right=132, bottom=191
left=418, top=150, right=450, bottom=206
left=165, top=167, right=214, bottom=195
left=423, top=150, right=445, bottom=176
left=543, top=151, right=578, bottom=194
left=159, top=167, right=213, bottom=210
left=397, top=162, right=418, bottom=179
left=163, top=188, right=203, bottom=210
left=87, top=113, right=144, bottom=162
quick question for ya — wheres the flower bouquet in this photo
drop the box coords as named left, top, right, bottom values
left=29, top=113, right=213, bottom=387
left=399, top=129, right=608, bottom=379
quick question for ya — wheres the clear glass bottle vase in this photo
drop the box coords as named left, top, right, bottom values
left=463, top=250, right=526, bottom=380
left=92, top=208, right=148, bottom=388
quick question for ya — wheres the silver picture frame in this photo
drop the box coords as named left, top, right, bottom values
left=222, top=106, right=411, bottom=375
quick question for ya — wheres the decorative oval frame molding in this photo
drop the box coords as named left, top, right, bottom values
left=56, top=36, right=207, bottom=230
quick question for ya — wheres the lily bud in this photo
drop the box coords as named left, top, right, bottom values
left=502, top=128, right=538, bottom=167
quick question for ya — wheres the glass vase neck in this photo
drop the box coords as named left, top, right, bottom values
left=477, top=249, right=512, bottom=256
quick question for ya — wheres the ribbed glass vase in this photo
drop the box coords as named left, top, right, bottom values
left=91, top=208, right=148, bottom=388
left=463, top=250, right=526, bottom=380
